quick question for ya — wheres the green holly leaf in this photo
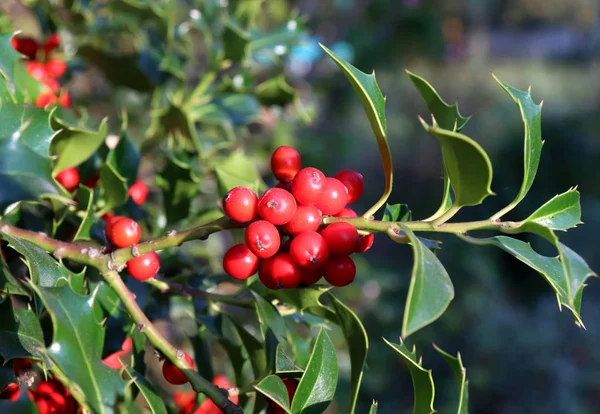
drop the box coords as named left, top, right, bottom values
left=433, top=344, right=468, bottom=414
left=252, top=282, right=333, bottom=318
left=419, top=118, right=494, bottom=208
left=50, top=117, right=108, bottom=174
left=223, top=20, right=250, bottom=63
left=0, top=250, right=29, bottom=296
left=275, top=344, right=303, bottom=375
left=320, top=44, right=392, bottom=217
left=231, top=319, right=267, bottom=378
left=148, top=102, right=203, bottom=154
left=523, top=188, right=581, bottom=231
left=99, top=162, right=128, bottom=213
left=228, top=0, right=262, bottom=27
left=106, top=132, right=141, bottom=187
left=213, top=94, right=261, bottom=126
left=253, top=292, right=287, bottom=343
left=32, top=285, right=125, bottom=413
left=383, top=338, right=435, bottom=414
left=382, top=203, right=412, bottom=222
left=156, top=155, right=200, bottom=224
left=490, top=76, right=543, bottom=219
left=0, top=33, right=22, bottom=88
left=73, top=186, right=95, bottom=240
left=0, top=298, right=44, bottom=361
left=122, top=365, right=168, bottom=414
left=290, top=328, right=338, bottom=414
left=214, top=150, right=263, bottom=196
left=399, top=224, right=454, bottom=337
left=425, top=165, right=454, bottom=222
left=369, top=401, right=379, bottom=414
left=328, top=293, right=368, bottom=414
left=254, top=375, right=291, bottom=414
left=256, top=75, right=296, bottom=107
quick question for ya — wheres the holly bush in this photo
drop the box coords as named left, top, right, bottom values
left=0, top=2, right=596, bottom=414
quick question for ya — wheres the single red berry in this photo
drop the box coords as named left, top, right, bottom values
left=42, top=76, right=60, bottom=92
left=301, top=268, right=322, bottom=285
left=55, top=167, right=80, bottom=191
left=103, top=214, right=121, bottom=241
left=35, top=91, right=57, bottom=108
left=259, top=253, right=302, bottom=289
left=128, top=181, right=149, bottom=205
left=102, top=338, right=133, bottom=370
left=223, top=187, right=258, bottom=223
left=335, top=207, right=358, bottom=218
left=291, top=167, right=326, bottom=206
left=83, top=173, right=100, bottom=188
left=323, top=256, right=356, bottom=287
left=108, top=218, right=141, bottom=248
left=315, top=178, right=348, bottom=216
left=58, top=90, right=71, bottom=108
left=26, top=61, right=47, bottom=81
left=223, top=244, right=259, bottom=280
left=11, top=36, right=39, bottom=59
left=245, top=220, right=281, bottom=259
left=321, top=222, right=359, bottom=256
left=43, top=34, right=60, bottom=56
left=0, top=383, right=20, bottom=402
left=45, top=59, right=67, bottom=78
left=271, top=146, right=301, bottom=182
left=162, top=353, right=195, bottom=385
left=127, top=252, right=160, bottom=281
left=290, top=231, right=329, bottom=269
left=334, top=170, right=364, bottom=204
left=258, top=188, right=297, bottom=225
left=356, top=234, right=375, bottom=253
left=283, top=205, right=322, bottom=235
left=267, top=378, right=299, bottom=414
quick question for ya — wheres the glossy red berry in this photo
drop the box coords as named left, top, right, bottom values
left=315, top=178, right=348, bottom=216
left=321, top=222, right=359, bottom=256
left=128, top=181, right=149, bottom=205
left=0, top=383, right=20, bottom=402
left=258, top=188, right=297, bottom=225
left=223, top=244, right=259, bottom=280
left=35, top=91, right=57, bottom=108
left=283, top=205, right=322, bottom=235
left=26, top=61, right=47, bottom=81
left=334, top=170, right=364, bottom=204
left=55, top=167, right=80, bottom=191
left=291, top=167, right=326, bottom=206
left=33, top=379, right=77, bottom=414
left=271, top=146, right=301, bottom=182
left=58, top=90, right=71, bottom=108
left=245, top=220, right=281, bottom=259
left=127, top=252, right=160, bottom=281
left=335, top=207, right=358, bottom=218
left=45, top=59, right=67, bottom=78
left=356, top=234, right=375, bottom=253
left=301, top=268, right=322, bottom=285
left=163, top=353, right=195, bottom=385
left=267, top=378, right=299, bottom=413
left=43, top=34, right=60, bottom=56
left=103, top=214, right=121, bottom=240
left=11, top=36, right=39, bottom=59
left=323, top=256, right=356, bottom=287
left=223, top=187, right=258, bottom=223
left=108, top=218, right=141, bottom=248
left=290, top=231, right=329, bottom=269
left=259, top=253, right=302, bottom=289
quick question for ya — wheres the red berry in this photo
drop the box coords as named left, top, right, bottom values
left=315, top=178, right=348, bottom=216
left=195, top=375, right=239, bottom=413
left=258, top=188, right=297, bottom=225
left=162, top=353, right=195, bottom=385
left=127, top=252, right=160, bottom=281
left=11, top=36, right=39, bottom=59
left=323, top=256, right=356, bottom=287
left=0, top=383, right=20, bottom=402
left=103, top=214, right=122, bottom=240
left=283, top=205, right=322, bottom=235
left=321, top=222, right=359, bottom=256
left=267, top=378, right=299, bottom=413
left=223, top=187, right=258, bottom=223
left=245, top=220, right=281, bottom=259
left=356, top=234, right=375, bottom=253
left=35, top=91, right=57, bottom=108
left=102, top=338, right=133, bottom=369
left=271, top=146, right=301, bottom=182
left=55, top=167, right=80, bottom=191
left=335, top=207, right=358, bottom=218
left=33, top=379, right=77, bottom=414
left=83, top=173, right=100, bottom=188
left=334, top=170, right=364, bottom=204
left=43, top=34, right=60, bottom=56
left=45, top=59, right=67, bottom=78
left=128, top=181, right=149, bottom=205
left=291, top=167, right=326, bottom=206
left=259, top=253, right=302, bottom=289
left=26, top=61, right=47, bottom=81
left=301, top=268, right=322, bottom=285
left=108, top=218, right=141, bottom=248
left=223, top=244, right=259, bottom=280
left=42, top=76, right=60, bottom=92
left=58, top=90, right=71, bottom=108
left=290, top=231, right=329, bottom=269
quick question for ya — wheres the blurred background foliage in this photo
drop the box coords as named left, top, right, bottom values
left=3, top=0, right=600, bottom=413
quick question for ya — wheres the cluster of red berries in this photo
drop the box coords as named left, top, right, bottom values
left=173, top=375, right=238, bottom=414
left=11, top=34, right=71, bottom=108
left=222, top=146, right=373, bottom=289
left=0, top=359, right=78, bottom=414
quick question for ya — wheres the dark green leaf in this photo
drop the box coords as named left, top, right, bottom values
left=433, top=344, right=468, bottom=414
left=99, top=162, right=128, bottom=212
left=523, top=188, right=581, bottom=231
left=256, top=75, right=296, bottom=107
left=398, top=224, right=454, bottom=337
left=383, top=338, right=435, bottom=414
left=147, top=102, right=203, bottom=154
left=406, top=70, right=470, bottom=131
left=0, top=298, right=44, bottom=361
left=122, top=365, right=168, bottom=414
left=73, top=186, right=95, bottom=240
left=382, top=204, right=412, bottom=222
left=328, top=293, right=368, bottom=414
left=291, top=328, right=338, bottom=414
left=275, top=344, right=303, bottom=375
left=254, top=375, right=291, bottom=414
left=156, top=155, right=200, bottom=224
left=223, top=20, right=250, bottom=63
left=232, top=320, right=267, bottom=378
left=106, top=132, right=141, bottom=187
left=253, top=292, right=287, bottom=343
left=0, top=250, right=29, bottom=296
left=50, top=117, right=108, bottom=173
left=214, top=150, right=262, bottom=196
left=33, top=285, right=125, bottom=413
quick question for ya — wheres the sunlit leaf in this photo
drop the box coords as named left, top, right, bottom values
left=523, top=188, right=581, bottom=231
left=254, top=375, right=291, bottom=414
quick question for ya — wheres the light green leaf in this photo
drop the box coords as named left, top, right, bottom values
left=73, top=186, right=95, bottom=240
left=122, top=365, right=167, bottom=414
left=256, top=75, right=296, bottom=107
left=383, top=338, right=435, bottom=414
left=369, top=401, right=379, bottom=414
left=275, top=344, right=303, bottom=375
left=51, top=117, right=108, bottom=173
left=490, top=75, right=543, bottom=219
left=523, top=188, right=581, bottom=231
left=425, top=165, right=454, bottom=222
left=0, top=298, right=44, bottom=361
left=156, top=155, right=200, bottom=224
left=253, top=292, right=287, bottom=343
left=33, top=285, right=125, bottom=413
left=433, top=344, right=468, bottom=414
left=419, top=119, right=494, bottom=208
left=406, top=70, right=470, bottom=131
left=320, top=44, right=392, bottom=217
left=328, top=293, right=368, bottom=414
left=291, top=329, right=338, bottom=414
left=99, top=162, right=128, bottom=212
left=382, top=204, right=412, bottom=222
left=0, top=33, right=22, bottom=88
left=214, top=149, right=262, bottom=196
left=399, top=224, right=454, bottom=337
left=252, top=282, right=332, bottom=316
left=254, top=375, right=291, bottom=414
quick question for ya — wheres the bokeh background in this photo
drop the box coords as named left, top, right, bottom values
left=4, top=0, right=600, bottom=413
